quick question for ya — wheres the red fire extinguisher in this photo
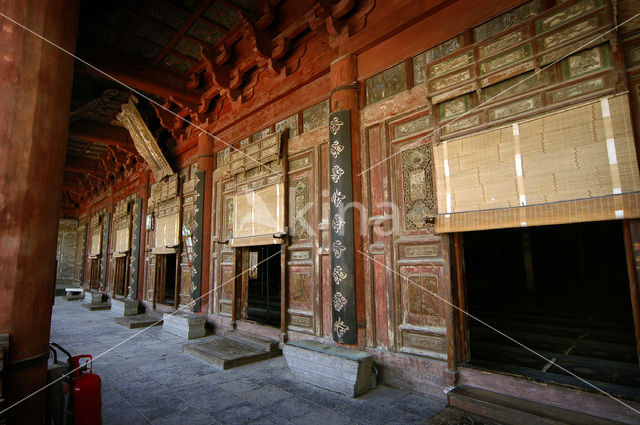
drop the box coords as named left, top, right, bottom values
left=69, top=355, right=102, bottom=425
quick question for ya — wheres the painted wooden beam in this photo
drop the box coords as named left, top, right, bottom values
left=68, top=120, right=131, bottom=149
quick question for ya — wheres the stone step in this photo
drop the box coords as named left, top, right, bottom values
left=114, top=312, right=164, bottom=329
left=162, top=312, right=206, bottom=340
left=283, top=340, right=374, bottom=397
left=110, top=298, right=139, bottom=316
left=81, top=302, right=111, bottom=311
left=224, top=329, right=281, bottom=356
left=63, top=295, right=84, bottom=301
left=448, top=385, right=625, bottom=425
left=183, top=336, right=271, bottom=370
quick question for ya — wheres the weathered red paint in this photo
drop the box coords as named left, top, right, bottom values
left=0, top=0, right=79, bottom=422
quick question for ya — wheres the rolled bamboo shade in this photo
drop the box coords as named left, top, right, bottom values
left=434, top=93, right=640, bottom=232
left=232, top=183, right=285, bottom=242
left=115, top=226, right=130, bottom=254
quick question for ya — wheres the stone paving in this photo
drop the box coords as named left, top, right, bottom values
left=49, top=298, right=446, bottom=425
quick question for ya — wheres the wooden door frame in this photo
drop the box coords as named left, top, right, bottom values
left=231, top=244, right=286, bottom=333
left=622, top=219, right=640, bottom=365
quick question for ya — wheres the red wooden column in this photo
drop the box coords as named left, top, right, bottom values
left=197, top=132, right=214, bottom=313
left=330, top=54, right=365, bottom=347
left=0, top=0, right=79, bottom=422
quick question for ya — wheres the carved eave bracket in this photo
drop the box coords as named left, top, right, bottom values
left=117, top=96, right=173, bottom=182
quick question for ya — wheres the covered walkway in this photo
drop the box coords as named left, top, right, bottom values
left=49, top=299, right=445, bottom=425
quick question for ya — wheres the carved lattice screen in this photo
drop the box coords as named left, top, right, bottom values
left=434, top=93, right=640, bottom=232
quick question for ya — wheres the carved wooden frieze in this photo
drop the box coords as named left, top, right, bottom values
left=538, top=14, right=601, bottom=51
left=302, top=100, right=329, bottom=133
left=116, top=96, right=173, bottom=182
left=429, top=51, right=474, bottom=79
left=441, top=113, right=482, bottom=135
left=414, top=35, right=464, bottom=85
left=440, top=96, right=470, bottom=120
left=411, top=0, right=615, bottom=141
left=402, top=243, right=440, bottom=259
left=561, top=44, right=610, bottom=79
left=549, top=75, right=608, bottom=103
left=390, top=113, right=433, bottom=141
left=479, top=43, right=533, bottom=75
left=252, top=127, right=272, bottom=143
left=229, top=132, right=282, bottom=175
left=534, top=0, right=602, bottom=34
left=473, top=0, right=542, bottom=42
left=275, top=114, right=298, bottom=138
left=481, top=69, right=554, bottom=103
left=478, top=28, right=528, bottom=58
left=365, top=62, right=407, bottom=105
left=488, top=94, right=542, bottom=121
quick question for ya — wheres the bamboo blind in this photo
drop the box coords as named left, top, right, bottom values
left=154, top=213, right=179, bottom=250
left=115, top=227, right=130, bottom=254
left=434, top=93, right=640, bottom=232
left=89, top=231, right=101, bottom=257
left=232, top=183, right=284, bottom=241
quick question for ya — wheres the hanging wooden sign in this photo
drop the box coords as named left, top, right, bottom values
left=329, top=110, right=357, bottom=344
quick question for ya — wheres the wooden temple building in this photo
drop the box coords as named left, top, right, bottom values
left=3, top=0, right=640, bottom=422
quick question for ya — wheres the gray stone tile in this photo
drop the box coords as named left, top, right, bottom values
left=201, top=390, right=248, bottom=414
left=209, top=402, right=269, bottom=424
left=50, top=299, right=447, bottom=425
left=289, top=408, right=360, bottom=425
left=218, top=376, right=265, bottom=395
left=358, top=385, right=408, bottom=405
left=390, top=393, right=444, bottom=417
left=266, top=396, right=315, bottom=419
left=247, top=414, right=290, bottom=425
left=150, top=411, right=219, bottom=425
left=103, top=400, right=151, bottom=425
left=240, top=384, right=292, bottom=406
left=135, top=396, right=192, bottom=422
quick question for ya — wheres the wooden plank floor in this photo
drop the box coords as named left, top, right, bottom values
left=467, top=301, right=640, bottom=399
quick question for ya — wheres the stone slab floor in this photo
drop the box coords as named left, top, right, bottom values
left=49, top=298, right=445, bottom=425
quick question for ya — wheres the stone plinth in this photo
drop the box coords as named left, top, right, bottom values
left=84, top=291, right=103, bottom=304
left=283, top=340, right=374, bottom=397
left=110, top=298, right=138, bottom=316
left=162, top=312, right=206, bottom=339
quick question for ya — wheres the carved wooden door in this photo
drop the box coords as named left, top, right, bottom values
left=362, top=118, right=449, bottom=360
left=89, top=258, right=100, bottom=291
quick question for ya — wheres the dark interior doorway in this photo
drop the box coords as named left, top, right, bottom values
left=113, top=256, right=127, bottom=297
left=156, top=253, right=177, bottom=306
left=246, top=245, right=281, bottom=326
left=463, top=221, right=640, bottom=397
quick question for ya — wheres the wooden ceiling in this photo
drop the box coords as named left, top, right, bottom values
left=63, top=0, right=261, bottom=212
left=79, top=0, right=260, bottom=74
left=63, top=0, right=378, bottom=215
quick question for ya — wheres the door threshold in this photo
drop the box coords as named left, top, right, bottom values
left=236, top=319, right=282, bottom=341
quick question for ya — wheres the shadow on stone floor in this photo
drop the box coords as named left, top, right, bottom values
left=50, top=298, right=446, bottom=425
